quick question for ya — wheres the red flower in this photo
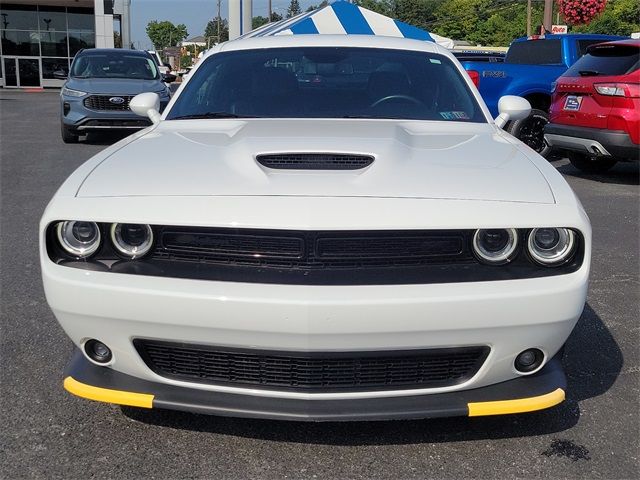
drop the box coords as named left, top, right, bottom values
left=557, top=0, right=607, bottom=25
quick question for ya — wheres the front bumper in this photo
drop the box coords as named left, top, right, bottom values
left=545, top=123, right=639, bottom=161
left=44, top=259, right=587, bottom=401
left=64, top=350, right=567, bottom=421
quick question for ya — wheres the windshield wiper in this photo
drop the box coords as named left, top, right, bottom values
left=170, top=112, right=258, bottom=120
left=579, top=70, right=600, bottom=76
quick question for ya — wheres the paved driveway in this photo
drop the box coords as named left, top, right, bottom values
left=1, top=89, right=638, bottom=479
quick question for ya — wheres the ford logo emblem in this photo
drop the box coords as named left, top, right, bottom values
left=109, top=97, right=126, bottom=105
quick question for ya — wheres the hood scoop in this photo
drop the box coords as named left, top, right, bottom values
left=256, top=153, right=374, bottom=170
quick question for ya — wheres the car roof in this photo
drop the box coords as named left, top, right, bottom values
left=511, top=33, right=627, bottom=43
left=77, top=48, right=152, bottom=56
left=205, top=34, right=445, bottom=61
left=588, top=38, right=640, bottom=50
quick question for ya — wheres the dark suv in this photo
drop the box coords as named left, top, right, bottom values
left=60, top=49, right=171, bottom=143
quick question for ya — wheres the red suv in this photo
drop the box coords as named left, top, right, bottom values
left=545, top=39, right=639, bottom=173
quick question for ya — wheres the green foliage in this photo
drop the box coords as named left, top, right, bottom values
left=252, top=16, right=269, bottom=29
left=287, top=0, right=302, bottom=18
left=204, top=17, right=229, bottom=44
left=571, top=0, right=640, bottom=36
left=306, top=1, right=329, bottom=13
left=146, top=20, right=188, bottom=50
left=354, top=0, right=394, bottom=16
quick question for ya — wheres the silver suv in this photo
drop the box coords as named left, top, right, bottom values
left=60, top=49, right=171, bottom=143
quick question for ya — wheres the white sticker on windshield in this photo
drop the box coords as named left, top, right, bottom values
left=429, top=59, right=442, bottom=64
left=440, top=111, right=470, bottom=120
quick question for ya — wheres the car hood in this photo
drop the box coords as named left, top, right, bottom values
left=66, top=77, right=163, bottom=95
left=77, top=119, right=555, bottom=204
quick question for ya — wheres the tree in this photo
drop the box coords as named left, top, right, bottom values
left=146, top=20, right=188, bottom=50
left=287, top=0, right=302, bottom=18
left=306, top=1, right=329, bottom=13
left=204, top=17, right=229, bottom=44
left=253, top=15, right=269, bottom=29
left=354, top=0, right=394, bottom=17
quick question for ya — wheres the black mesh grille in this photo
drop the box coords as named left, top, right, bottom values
left=134, top=340, right=490, bottom=392
left=153, top=228, right=471, bottom=269
left=256, top=153, right=374, bottom=170
left=83, top=95, right=133, bottom=111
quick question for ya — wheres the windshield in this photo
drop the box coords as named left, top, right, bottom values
left=167, top=47, right=486, bottom=122
left=506, top=40, right=562, bottom=65
left=71, top=53, right=159, bottom=80
left=564, top=44, right=639, bottom=77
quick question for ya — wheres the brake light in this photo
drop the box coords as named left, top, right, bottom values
left=595, top=83, right=640, bottom=98
left=467, top=70, right=480, bottom=87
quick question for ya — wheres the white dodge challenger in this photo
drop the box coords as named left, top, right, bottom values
left=41, top=35, right=590, bottom=421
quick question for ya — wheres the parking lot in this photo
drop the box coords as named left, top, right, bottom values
left=0, top=88, right=638, bottom=479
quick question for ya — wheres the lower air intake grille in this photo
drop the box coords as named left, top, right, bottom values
left=134, top=340, right=489, bottom=392
left=256, top=153, right=374, bottom=170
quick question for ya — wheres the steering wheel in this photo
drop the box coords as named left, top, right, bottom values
left=370, top=95, right=424, bottom=109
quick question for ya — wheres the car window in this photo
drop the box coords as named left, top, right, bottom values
left=577, top=39, right=604, bottom=57
left=506, top=40, right=562, bottom=65
left=167, top=47, right=486, bottom=122
left=71, top=54, right=158, bottom=80
left=565, top=44, right=640, bottom=77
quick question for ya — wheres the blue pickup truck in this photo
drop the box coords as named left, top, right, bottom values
left=462, top=34, right=625, bottom=156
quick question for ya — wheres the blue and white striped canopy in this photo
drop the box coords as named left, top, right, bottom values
left=244, top=1, right=454, bottom=48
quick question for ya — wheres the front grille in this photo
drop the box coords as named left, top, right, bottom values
left=134, top=340, right=490, bottom=392
left=153, top=228, right=471, bottom=270
left=81, top=119, right=151, bottom=128
left=256, top=153, right=374, bottom=170
left=83, top=95, right=133, bottom=111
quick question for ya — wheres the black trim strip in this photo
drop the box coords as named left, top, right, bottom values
left=46, top=225, right=585, bottom=285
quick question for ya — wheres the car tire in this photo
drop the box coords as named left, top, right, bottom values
left=61, top=124, right=79, bottom=144
left=568, top=152, right=617, bottom=174
left=507, top=109, right=551, bottom=158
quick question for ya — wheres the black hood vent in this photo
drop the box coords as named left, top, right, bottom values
left=256, top=153, right=374, bottom=170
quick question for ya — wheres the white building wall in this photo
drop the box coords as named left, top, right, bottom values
left=229, top=0, right=253, bottom=40
left=94, top=0, right=114, bottom=48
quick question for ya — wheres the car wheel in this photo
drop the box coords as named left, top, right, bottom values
left=507, top=109, right=551, bottom=158
left=61, top=124, right=79, bottom=144
left=568, top=152, right=617, bottom=174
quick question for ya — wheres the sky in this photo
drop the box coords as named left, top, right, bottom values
left=131, top=0, right=319, bottom=50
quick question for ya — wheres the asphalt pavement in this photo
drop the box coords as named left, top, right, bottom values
left=1, top=89, right=638, bottom=479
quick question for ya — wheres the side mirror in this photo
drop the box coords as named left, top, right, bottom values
left=495, top=95, right=531, bottom=129
left=130, top=92, right=161, bottom=124
left=53, top=70, right=68, bottom=80
left=162, top=73, right=177, bottom=83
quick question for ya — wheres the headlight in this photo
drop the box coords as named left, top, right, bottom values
left=61, top=86, right=87, bottom=97
left=56, top=221, right=101, bottom=258
left=110, top=223, right=153, bottom=259
left=527, top=228, right=575, bottom=266
left=472, top=228, right=518, bottom=264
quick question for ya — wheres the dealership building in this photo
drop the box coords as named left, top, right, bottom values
left=0, top=0, right=131, bottom=88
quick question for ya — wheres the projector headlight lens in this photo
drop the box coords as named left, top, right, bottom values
left=528, top=228, right=575, bottom=266
left=110, top=223, right=153, bottom=259
left=56, top=221, right=101, bottom=258
left=472, top=228, right=518, bottom=264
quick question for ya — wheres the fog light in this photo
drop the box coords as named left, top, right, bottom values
left=515, top=348, right=544, bottom=373
left=84, top=339, right=112, bottom=364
